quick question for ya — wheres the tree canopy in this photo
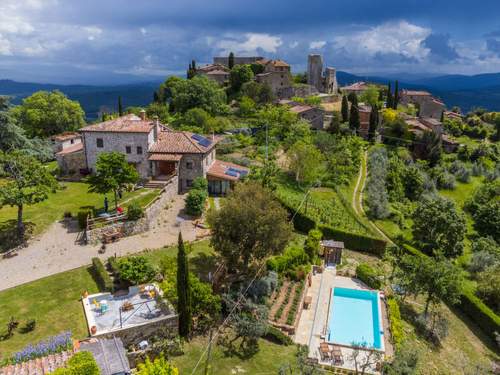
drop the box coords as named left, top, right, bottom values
left=0, top=151, right=58, bottom=240
left=287, top=141, right=324, bottom=185
left=208, top=182, right=292, bottom=273
left=412, top=195, right=466, bottom=258
left=86, top=152, right=140, bottom=209
left=12, top=90, right=85, bottom=138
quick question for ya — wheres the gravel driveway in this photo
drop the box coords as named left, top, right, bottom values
left=0, top=194, right=201, bottom=291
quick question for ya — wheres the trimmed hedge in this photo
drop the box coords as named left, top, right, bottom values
left=265, top=325, right=293, bottom=345
left=277, top=196, right=387, bottom=255
left=387, top=297, right=404, bottom=350
left=92, top=257, right=114, bottom=292
left=457, top=290, right=500, bottom=342
left=356, top=263, right=382, bottom=289
left=319, top=224, right=387, bottom=256
left=401, top=243, right=500, bottom=342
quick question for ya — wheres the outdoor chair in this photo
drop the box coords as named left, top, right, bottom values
left=331, top=345, right=343, bottom=365
left=319, top=342, right=331, bottom=361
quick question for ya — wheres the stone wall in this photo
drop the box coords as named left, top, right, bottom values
left=292, top=84, right=320, bottom=98
left=56, top=150, right=85, bottom=175
left=178, top=150, right=214, bottom=193
left=86, top=176, right=178, bottom=244
left=82, top=130, right=153, bottom=179
left=94, top=313, right=178, bottom=347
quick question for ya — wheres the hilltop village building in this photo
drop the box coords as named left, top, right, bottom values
left=307, top=54, right=338, bottom=94
left=57, top=110, right=248, bottom=194
left=278, top=99, right=325, bottom=130
left=400, top=89, right=445, bottom=120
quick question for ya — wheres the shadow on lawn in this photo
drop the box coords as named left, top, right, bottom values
left=0, top=220, right=34, bottom=253
left=190, top=252, right=219, bottom=282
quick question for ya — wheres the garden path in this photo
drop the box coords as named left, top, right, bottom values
left=0, top=194, right=200, bottom=291
left=353, top=150, right=394, bottom=245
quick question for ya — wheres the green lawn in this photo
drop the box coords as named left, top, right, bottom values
left=0, top=181, right=160, bottom=238
left=171, top=336, right=298, bottom=374
left=0, top=267, right=99, bottom=360
left=0, top=240, right=212, bottom=359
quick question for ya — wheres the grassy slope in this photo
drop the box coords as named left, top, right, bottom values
left=0, top=267, right=99, bottom=359
left=0, top=182, right=159, bottom=237
left=171, top=336, right=297, bottom=375
left=0, top=240, right=212, bottom=358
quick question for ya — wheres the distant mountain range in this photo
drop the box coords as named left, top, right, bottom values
left=1, top=71, right=500, bottom=120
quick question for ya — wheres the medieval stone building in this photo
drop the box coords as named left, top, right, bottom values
left=307, top=54, right=338, bottom=94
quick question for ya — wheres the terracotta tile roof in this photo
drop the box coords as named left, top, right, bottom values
left=52, top=132, right=81, bottom=141
left=207, top=159, right=249, bottom=181
left=270, top=59, right=290, bottom=67
left=80, top=114, right=156, bottom=133
left=405, top=118, right=430, bottom=132
left=148, top=153, right=183, bottom=161
left=197, top=63, right=229, bottom=73
left=149, top=131, right=216, bottom=154
left=206, top=70, right=230, bottom=76
left=289, top=105, right=314, bottom=114
left=56, top=142, right=83, bottom=155
left=342, top=81, right=369, bottom=91
left=401, top=89, right=431, bottom=96
left=0, top=350, right=74, bottom=375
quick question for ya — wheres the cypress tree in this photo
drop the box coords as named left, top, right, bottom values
left=191, top=59, right=196, bottom=71
left=153, top=91, right=159, bottom=103
left=440, top=110, right=444, bottom=122
left=341, top=95, right=349, bottom=123
left=177, top=232, right=191, bottom=337
left=386, top=82, right=393, bottom=109
left=393, top=80, right=399, bottom=109
left=368, top=104, right=378, bottom=142
left=329, top=111, right=341, bottom=134
left=228, top=52, right=235, bottom=69
left=349, top=95, right=360, bottom=133
left=118, top=96, right=123, bottom=116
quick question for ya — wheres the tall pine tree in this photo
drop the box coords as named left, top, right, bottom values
left=118, top=96, right=123, bottom=116
left=228, top=52, right=235, bottom=69
left=349, top=95, right=360, bottom=133
left=177, top=232, right=191, bottom=337
left=341, top=95, right=349, bottom=123
left=393, top=80, right=399, bottom=109
left=368, top=104, right=379, bottom=142
left=386, top=82, right=393, bottom=109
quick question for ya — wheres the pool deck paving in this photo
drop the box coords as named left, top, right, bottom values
left=294, top=268, right=385, bottom=374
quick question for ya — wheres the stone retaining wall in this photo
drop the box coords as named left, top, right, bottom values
left=86, top=176, right=178, bottom=244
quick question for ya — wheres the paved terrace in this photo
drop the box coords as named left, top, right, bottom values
left=294, top=269, right=390, bottom=374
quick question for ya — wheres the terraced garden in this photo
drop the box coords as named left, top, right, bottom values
left=269, top=279, right=305, bottom=327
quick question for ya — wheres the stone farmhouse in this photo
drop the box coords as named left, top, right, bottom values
left=57, top=110, right=248, bottom=194
left=51, top=132, right=82, bottom=153
left=254, top=59, right=293, bottom=98
left=341, top=81, right=370, bottom=95
left=405, top=116, right=458, bottom=153
left=213, top=56, right=264, bottom=66
left=399, top=89, right=445, bottom=120
left=278, top=99, right=325, bottom=130
left=196, top=63, right=230, bottom=85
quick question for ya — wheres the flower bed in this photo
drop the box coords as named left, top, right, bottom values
left=10, top=331, right=72, bottom=364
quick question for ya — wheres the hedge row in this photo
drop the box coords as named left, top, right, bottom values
left=387, top=297, right=404, bottom=350
left=355, top=263, right=382, bottom=289
left=318, top=224, right=387, bottom=256
left=277, top=196, right=387, bottom=255
left=91, top=257, right=114, bottom=292
left=401, top=244, right=500, bottom=342
left=265, top=325, right=293, bottom=345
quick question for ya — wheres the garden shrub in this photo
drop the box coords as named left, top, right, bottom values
left=77, top=209, right=92, bottom=229
left=127, top=202, right=144, bottom=221
left=356, top=263, right=382, bottom=289
left=366, top=148, right=390, bottom=219
left=117, top=256, right=156, bottom=285
left=387, top=297, right=404, bottom=350
left=11, top=331, right=72, bottom=364
left=192, top=177, right=208, bottom=190
left=92, top=257, right=114, bottom=292
left=304, top=229, right=322, bottom=262
left=185, top=188, right=207, bottom=216
left=414, top=312, right=449, bottom=345
left=266, top=246, right=309, bottom=273
left=264, top=325, right=293, bottom=345
left=52, top=351, right=100, bottom=375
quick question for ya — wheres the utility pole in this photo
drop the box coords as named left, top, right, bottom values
left=204, top=329, right=214, bottom=375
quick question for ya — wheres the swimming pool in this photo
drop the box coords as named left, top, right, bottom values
left=326, top=287, right=384, bottom=350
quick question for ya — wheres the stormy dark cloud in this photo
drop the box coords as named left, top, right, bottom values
left=1, top=0, right=499, bottom=84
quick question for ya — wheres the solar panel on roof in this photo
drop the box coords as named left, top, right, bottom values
left=191, top=134, right=203, bottom=141
left=228, top=167, right=247, bottom=176
left=225, top=170, right=239, bottom=177
left=198, top=138, right=212, bottom=147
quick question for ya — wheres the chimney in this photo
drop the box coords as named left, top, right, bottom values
left=153, top=116, right=159, bottom=141
left=139, top=109, right=146, bottom=121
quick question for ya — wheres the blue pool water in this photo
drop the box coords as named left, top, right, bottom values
left=326, top=287, right=383, bottom=350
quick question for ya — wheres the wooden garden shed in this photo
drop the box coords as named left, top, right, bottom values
left=321, top=240, right=344, bottom=265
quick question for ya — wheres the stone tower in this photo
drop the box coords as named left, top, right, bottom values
left=324, top=67, right=338, bottom=94
left=307, top=54, right=324, bottom=92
